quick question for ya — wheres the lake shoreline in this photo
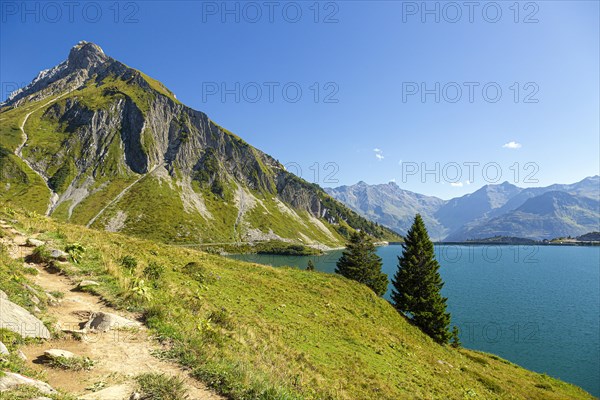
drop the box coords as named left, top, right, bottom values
left=227, top=245, right=600, bottom=396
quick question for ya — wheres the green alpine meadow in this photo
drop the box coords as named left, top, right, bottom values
left=1, top=5, right=598, bottom=397
left=0, top=209, right=594, bottom=399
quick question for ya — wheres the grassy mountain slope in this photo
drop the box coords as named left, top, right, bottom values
left=0, top=42, right=400, bottom=247
left=1, top=208, right=594, bottom=399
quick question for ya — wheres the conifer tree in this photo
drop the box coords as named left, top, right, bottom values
left=335, top=231, right=388, bottom=296
left=391, top=214, right=451, bottom=344
left=306, top=259, right=315, bottom=271
left=450, top=326, right=461, bottom=348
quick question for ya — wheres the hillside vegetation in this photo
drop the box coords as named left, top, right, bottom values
left=0, top=208, right=594, bottom=400
left=0, top=42, right=401, bottom=248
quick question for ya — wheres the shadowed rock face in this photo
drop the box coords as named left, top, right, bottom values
left=1, top=42, right=398, bottom=244
left=4, top=41, right=304, bottom=199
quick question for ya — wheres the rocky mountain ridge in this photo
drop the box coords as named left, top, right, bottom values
left=326, top=176, right=600, bottom=241
left=0, top=41, right=399, bottom=246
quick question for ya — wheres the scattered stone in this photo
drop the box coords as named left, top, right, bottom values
left=78, top=280, right=100, bottom=289
left=84, top=312, right=139, bottom=332
left=79, top=383, right=135, bottom=399
left=17, top=349, right=27, bottom=361
left=44, top=349, right=76, bottom=360
left=0, top=372, right=57, bottom=394
left=30, top=397, right=53, bottom=400
left=23, top=284, right=37, bottom=294
left=437, top=359, right=454, bottom=368
left=0, top=295, right=51, bottom=339
left=62, top=328, right=87, bottom=335
left=30, top=294, right=40, bottom=305
left=130, top=392, right=142, bottom=400
left=33, top=306, right=42, bottom=314
left=22, top=285, right=41, bottom=306
left=49, top=249, right=68, bottom=261
left=45, top=292, right=59, bottom=306
left=25, top=238, right=45, bottom=247
left=0, top=341, right=8, bottom=355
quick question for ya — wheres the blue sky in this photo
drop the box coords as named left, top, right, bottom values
left=1, top=1, right=598, bottom=199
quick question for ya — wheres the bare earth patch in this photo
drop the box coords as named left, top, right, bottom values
left=2, top=221, right=223, bottom=400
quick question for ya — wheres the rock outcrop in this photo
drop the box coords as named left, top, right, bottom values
left=0, top=372, right=57, bottom=394
left=44, top=349, right=77, bottom=359
left=0, top=294, right=51, bottom=339
left=0, top=42, right=400, bottom=246
left=84, top=312, right=139, bottom=332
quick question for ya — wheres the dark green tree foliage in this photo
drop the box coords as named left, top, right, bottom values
left=335, top=231, right=388, bottom=296
left=450, top=326, right=461, bottom=348
left=306, top=259, right=315, bottom=271
left=392, top=214, right=451, bottom=344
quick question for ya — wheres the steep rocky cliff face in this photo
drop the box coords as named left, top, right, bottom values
left=0, top=42, right=399, bottom=246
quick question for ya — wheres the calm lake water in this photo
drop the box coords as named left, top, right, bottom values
left=228, top=245, right=600, bottom=396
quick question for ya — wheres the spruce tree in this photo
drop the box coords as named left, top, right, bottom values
left=391, top=214, right=451, bottom=344
left=306, top=259, right=315, bottom=271
left=450, top=326, right=461, bottom=348
left=335, top=231, right=388, bottom=296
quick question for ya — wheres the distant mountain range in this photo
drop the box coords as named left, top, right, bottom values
left=326, top=176, right=600, bottom=241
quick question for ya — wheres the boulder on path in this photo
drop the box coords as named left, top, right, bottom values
left=49, top=249, right=68, bottom=261
left=83, top=312, right=139, bottom=332
left=0, top=295, right=51, bottom=339
left=25, top=238, right=45, bottom=247
left=0, top=372, right=57, bottom=394
left=78, top=280, right=100, bottom=289
left=44, top=349, right=76, bottom=360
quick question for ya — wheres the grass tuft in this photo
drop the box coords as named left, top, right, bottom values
left=135, top=373, right=188, bottom=400
left=47, top=355, right=96, bottom=371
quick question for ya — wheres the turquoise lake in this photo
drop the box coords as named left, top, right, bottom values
left=228, top=245, right=600, bottom=396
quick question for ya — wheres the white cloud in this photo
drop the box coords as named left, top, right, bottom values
left=373, top=148, right=384, bottom=160
left=450, top=180, right=472, bottom=187
left=389, top=178, right=396, bottom=183
left=502, top=141, right=522, bottom=149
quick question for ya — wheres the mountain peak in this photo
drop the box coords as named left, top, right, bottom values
left=68, top=41, right=108, bottom=69
left=1, top=41, right=115, bottom=107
